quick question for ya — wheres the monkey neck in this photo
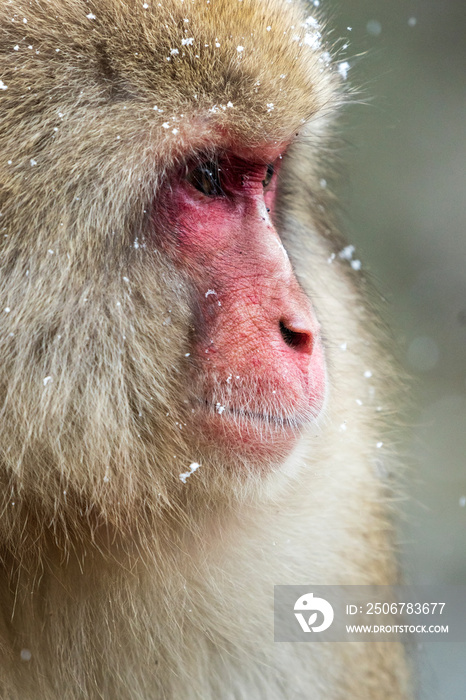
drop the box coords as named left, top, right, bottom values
left=0, top=435, right=399, bottom=700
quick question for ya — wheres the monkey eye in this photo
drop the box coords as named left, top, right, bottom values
left=262, top=163, right=274, bottom=188
left=186, top=161, right=224, bottom=197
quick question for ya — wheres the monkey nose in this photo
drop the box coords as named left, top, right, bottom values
left=278, top=318, right=315, bottom=354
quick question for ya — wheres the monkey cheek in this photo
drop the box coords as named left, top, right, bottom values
left=306, top=336, right=328, bottom=413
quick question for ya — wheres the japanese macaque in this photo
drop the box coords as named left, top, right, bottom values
left=0, top=0, right=410, bottom=698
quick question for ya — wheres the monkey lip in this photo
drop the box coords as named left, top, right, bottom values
left=193, top=396, right=322, bottom=436
left=204, top=401, right=307, bottom=429
left=190, top=396, right=323, bottom=459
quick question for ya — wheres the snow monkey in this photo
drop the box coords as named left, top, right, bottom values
left=0, top=0, right=411, bottom=698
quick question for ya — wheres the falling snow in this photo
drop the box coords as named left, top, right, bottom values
left=338, top=245, right=361, bottom=271
left=339, top=245, right=355, bottom=261
left=303, top=16, right=319, bottom=29
left=338, top=62, right=350, bottom=80
left=366, top=20, right=382, bottom=36
left=179, top=462, right=200, bottom=483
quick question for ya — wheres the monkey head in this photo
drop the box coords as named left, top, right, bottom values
left=0, top=0, right=339, bottom=533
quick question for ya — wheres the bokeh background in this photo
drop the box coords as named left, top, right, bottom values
left=330, top=1, right=466, bottom=697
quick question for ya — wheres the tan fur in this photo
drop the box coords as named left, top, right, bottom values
left=0, top=1, right=410, bottom=698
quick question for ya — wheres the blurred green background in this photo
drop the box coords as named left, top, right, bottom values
left=330, top=1, right=466, bottom=697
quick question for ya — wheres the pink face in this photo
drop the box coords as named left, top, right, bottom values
left=155, top=144, right=326, bottom=461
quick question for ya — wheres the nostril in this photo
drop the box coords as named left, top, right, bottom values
left=279, top=320, right=313, bottom=352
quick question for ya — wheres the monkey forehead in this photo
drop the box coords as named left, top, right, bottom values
left=135, top=0, right=339, bottom=155
left=178, top=128, right=289, bottom=166
left=1, top=0, right=337, bottom=136
left=143, top=0, right=337, bottom=142
left=227, top=140, right=288, bottom=164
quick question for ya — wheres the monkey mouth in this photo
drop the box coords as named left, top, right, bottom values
left=189, top=397, right=319, bottom=459
left=197, top=398, right=311, bottom=431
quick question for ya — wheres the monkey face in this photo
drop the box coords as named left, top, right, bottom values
left=154, top=146, right=327, bottom=460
